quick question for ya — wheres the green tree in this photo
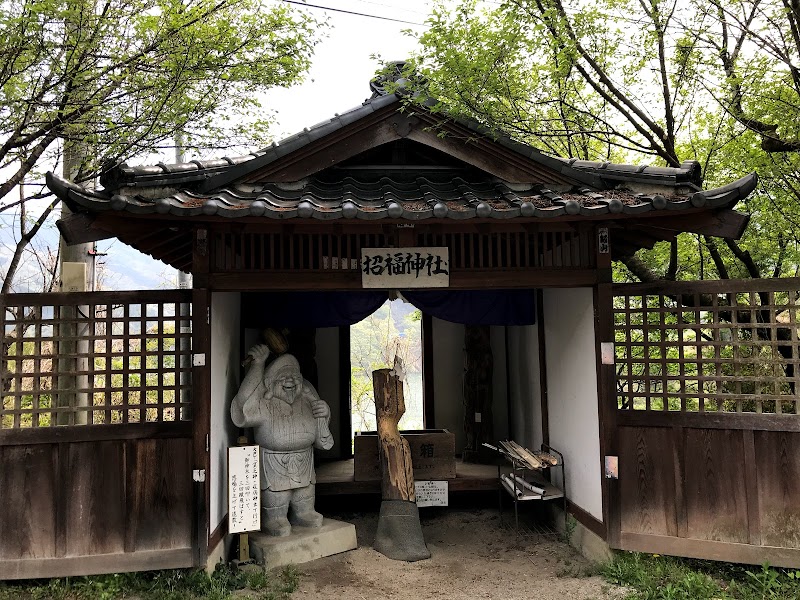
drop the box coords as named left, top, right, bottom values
left=0, top=0, right=323, bottom=292
left=412, top=0, right=800, bottom=282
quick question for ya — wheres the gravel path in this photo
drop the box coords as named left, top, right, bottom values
left=293, top=508, right=627, bottom=600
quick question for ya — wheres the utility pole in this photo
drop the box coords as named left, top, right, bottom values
left=56, top=141, right=91, bottom=424
left=176, top=134, right=193, bottom=419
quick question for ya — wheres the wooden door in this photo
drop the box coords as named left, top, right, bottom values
left=0, top=291, right=197, bottom=579
left=611, top=279, right=800, bottom=568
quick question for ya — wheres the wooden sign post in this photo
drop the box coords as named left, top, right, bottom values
left=228, top=443, right=261, bottom=562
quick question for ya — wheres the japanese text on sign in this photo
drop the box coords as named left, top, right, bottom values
left=361, top=247, right=450, bottom=288
left=228, top=445, right=261, bottom=534
left=415, top=480, right=449, bottom=507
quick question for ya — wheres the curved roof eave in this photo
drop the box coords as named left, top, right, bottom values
left=47, top=170, right=758, bottom=227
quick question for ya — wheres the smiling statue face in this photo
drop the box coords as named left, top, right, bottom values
left=270, top=363, right=303, bottom=404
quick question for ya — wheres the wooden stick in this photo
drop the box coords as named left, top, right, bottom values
left=535, top=451, right=559, bottom=466
left=507, top=440, right=543, bottom=469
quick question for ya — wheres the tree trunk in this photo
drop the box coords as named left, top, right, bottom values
left=372, top=368, right=415, bottom=502
left=371, top=367, right=429, bottom=561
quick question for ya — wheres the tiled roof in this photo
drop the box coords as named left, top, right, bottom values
left=48, top=170, right=758, bottom=222
left=97, top=90, right=703, bottom=193
left=49, top=65, right=756, bottom=226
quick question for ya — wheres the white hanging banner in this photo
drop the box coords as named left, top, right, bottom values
left=361, top=247, right=450, bottom=288
left=228, top=445, right=261, bottom=534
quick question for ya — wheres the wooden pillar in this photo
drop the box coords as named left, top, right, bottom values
left=594, top=224, right=616, bottom=545
left=462, top=324, right=494, bottom=462
left=192, top=227, right=211, bottom=567
left=339, top=326, right=352, bottom=458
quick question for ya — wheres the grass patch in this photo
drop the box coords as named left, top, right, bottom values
left=0, top=564, right=300, bottom=600
left=602, top=552, right=800, bottom=599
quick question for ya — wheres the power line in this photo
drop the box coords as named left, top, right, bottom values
left=351, top=0, right=430, bottom=17
left=282, top=0, right=427, bottom=26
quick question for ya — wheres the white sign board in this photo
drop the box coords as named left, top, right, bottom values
left=228, top=445, right=261, bottom=534
left=415, top=480, right=449, bottom=507
left=361, top=247, right=450, bottom=288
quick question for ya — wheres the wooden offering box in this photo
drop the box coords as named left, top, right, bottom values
left=354, top=429, right=456, bottom=481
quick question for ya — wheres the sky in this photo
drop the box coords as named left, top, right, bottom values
left=0, top=0, right=440, bottom=292
left=264, top=0, right=433, bottom=139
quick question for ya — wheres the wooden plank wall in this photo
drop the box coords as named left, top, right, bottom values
left=616, top=422, right=800, bottom=566
left=0, top=426, right=193, bottom=579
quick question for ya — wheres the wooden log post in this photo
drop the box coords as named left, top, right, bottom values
left=371, top=367, right=430, bottom=561
left=373, top=368, right=415, bottom=502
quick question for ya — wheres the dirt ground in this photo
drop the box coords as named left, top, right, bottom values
left=293, top=505, right=627, bottom=600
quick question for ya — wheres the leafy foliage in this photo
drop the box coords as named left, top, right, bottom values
left=350, top=299, right=423, bottom=436
left=411, top=0, right=800, bottom=282
left=0, top=0, right=324, bottom=291
left=603, top=552, right=800, bottom=599
left=0, top=565, right=300, bottom=600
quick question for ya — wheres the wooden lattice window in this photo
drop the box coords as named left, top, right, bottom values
left=614, top=282, right=800, bottom=414
left=416, top=229, right=594, bottom=269
left=212, top=231, right=398, bottom=272
left=1, top=291, right=192, bottom=428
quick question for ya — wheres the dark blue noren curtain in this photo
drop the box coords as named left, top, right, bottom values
left=241, top=289, right=535, bottom=328
left=241, top=291, right=388, bottom=329
left=401, top=289, right=535, bottom=325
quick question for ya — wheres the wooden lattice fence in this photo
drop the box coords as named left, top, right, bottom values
left=0, top=290, right=196, bottom=579
left=614, top=279, right=800, bottom=415
left=611, top=278, right=800, bottom=567
left=1, top=290, right=192, bottom=428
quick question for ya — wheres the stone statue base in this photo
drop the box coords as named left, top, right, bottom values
left=248, top=519, right=357, bottom=570
left=373, top=500, right=431, bottom=562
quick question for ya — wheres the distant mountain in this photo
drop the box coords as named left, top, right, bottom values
left=1, top=209, right=178, bottom=292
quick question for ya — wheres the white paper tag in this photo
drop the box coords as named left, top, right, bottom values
left=415, top=480, right=448, bottom=507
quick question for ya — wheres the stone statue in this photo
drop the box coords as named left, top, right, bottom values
left=231, top=344, right=333, bottom=537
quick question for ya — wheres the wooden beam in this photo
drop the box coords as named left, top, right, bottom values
left=614, top=230, right=676, bottom=251
left=614, top=275, right=800, bottom=296
left=619, top=209, right=750, bottom=240
left=633, top=224, right=687, bottom=242
left=618, top=533, right=800, bottom=569
left=567, top=499, right=607, bottom=540
left=191, top=276, right=211, bottom=565
left=0, top=422, right=192, bottom=446
left=411, top=114, right=583, bottom=186
left=422, top=313, right=435, bottom=429
left=617, top=410, right=800, bottom=432
left=204, top=269, right=599, bottom=291
left=536, top=290, right=549, bottom=446
left=0, top=549, right=193, bottom=581
left=338, top=326, right=352, bottom=459
left=594, top=279, right=618, bottom=546
left=56, top=213, right=116, bottom=244
left=241, top=104, right=403, bottom=184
